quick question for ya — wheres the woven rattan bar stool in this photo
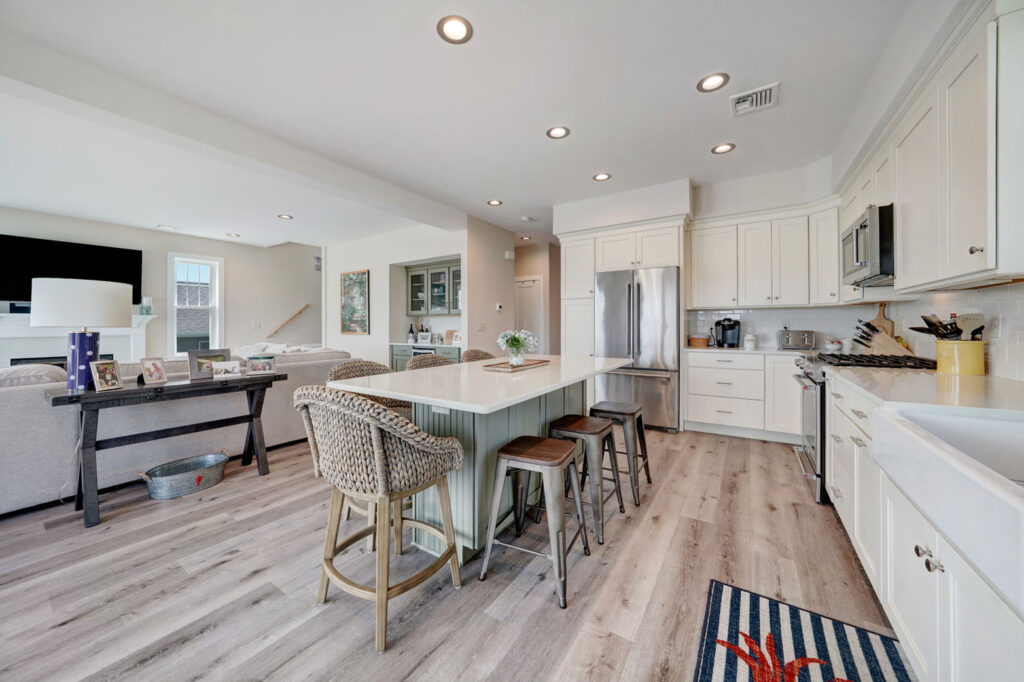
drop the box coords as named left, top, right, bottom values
left=327, top=360, right=414, bottom=552
left=548, top=415, right=624, bottom=545
left=406, top=354, right=455, bottom=370
left=588, top=401, right=652, bottom=506
left=479, top=436, right=589, bottom=608
left=295, top=386, right=463, bottom=653
left=460, top=349, right=495, bottom=362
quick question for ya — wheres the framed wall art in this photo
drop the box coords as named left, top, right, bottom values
left=340, top=269, right=370, bottom=335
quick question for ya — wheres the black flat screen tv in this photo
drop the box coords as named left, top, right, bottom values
left=0, top=235, right=143, bottom=304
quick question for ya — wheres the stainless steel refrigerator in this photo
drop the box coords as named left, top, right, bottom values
left=594, top=267, right=679, bottom=431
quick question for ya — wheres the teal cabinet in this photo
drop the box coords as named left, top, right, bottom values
left=406, top=260, right=460, bottom=316
left=391, top=344, right=460, bottom=371
left=407, top=269, right=427, bottom=316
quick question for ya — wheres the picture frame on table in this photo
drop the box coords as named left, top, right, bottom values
left=416, top=332, right=432, bottom=343
left=452, top=331, right=463, bottom=344
left=139, top=357, right=167, bottom=385
left=90, top=359, right=123, bottom=391
left=246, top=355, right=276, bottom=375
left=188, top=349, right=232, bottom=380
left=339, top=269, right=370, bottom=335
left=211, top=360, right=241, bottom=377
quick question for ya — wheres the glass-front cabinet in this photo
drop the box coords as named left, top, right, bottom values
left=450, top=265, right=462, bottom=313
left=407, top=269, right=427, bottom=315
left=428, top=268, right=449, bottom=314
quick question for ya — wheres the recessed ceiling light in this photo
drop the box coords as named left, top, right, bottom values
left=487, top=199, right=503, bottom=206
left=437, top=15, right=473, bottom=44
left=277, top=214, right=293, bottom=220
left=711, top=142, right=736, bottom=155
left=546, top=126, right=570, bottom=139
left=592, top=172, right=612, bottom=181
left=226, top=233, right=240, bottom=238
left=520, top=236, right=532, bottom=241
left=697, top=72, right=730, bottom=93
left=155, top=224, right=178, bottom=231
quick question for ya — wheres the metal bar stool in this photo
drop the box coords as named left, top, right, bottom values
left=549, top=415, right=624, bottom=545
left=589, top=401, right=652, bottom=506
left=479, top=436, right=590, bottom=608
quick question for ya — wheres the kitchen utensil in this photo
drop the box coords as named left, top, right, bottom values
left=970, top=325, right=985, bottom=341
left=909, top=326, right=939, bottom=335
left=858, top=319, right=881, bottom=334
left=921, top=314, right=945, bottom=330
left=856, top=325, right=876, bottom=338
left=856, top=333, right=873, bottom=344
left=935, top=340, right=985, bottom=375
left=869, top=303, right=895, bottom=337
left=852, top=337, right=871, bottom=349
left=956, top=313, right=985, bottom=337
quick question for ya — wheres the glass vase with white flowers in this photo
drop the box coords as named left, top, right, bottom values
left=496, top=329, right=539, bottom=367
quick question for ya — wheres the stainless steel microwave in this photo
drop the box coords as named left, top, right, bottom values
left=841, top=203, right=894, bottom=287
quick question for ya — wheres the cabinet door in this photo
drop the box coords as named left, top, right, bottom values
left=562, top=240, right=596, bottom=298
left=937, top=536, right=1024, bottom=682
left=428, top=268, right=450, bottom=314
left=938, top=23, right=993, bottom=280
left=407, top=269, right=427, bottom=315
left=595, top=233, right=636, bottom=272
left=737, top=222, right=773, bottom=307
left=690, top=226, right=737, bottom=308
left=771, top=217, right=809, bottom=305
left=853, top=438, right=883, bottom=589
left=808, top=208, right=840, bottom=304
left=874, top=151, right=893, bottom=206
left=859, top=174, right=875, bottom=213
left=894, top=90, right=941, bottom=290
left=635, top=226, right=679, bottom=268
left=763, top=355, right=801, bottom=434
left=449, top=265, right=462, bottom=312
left=884, top=478, right=941, bottom=681
left=562, top=299, right=594, bottom=357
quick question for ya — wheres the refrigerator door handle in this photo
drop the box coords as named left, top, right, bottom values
left=634, top=283, right=641, bottom=361
left=608, top=369, right=673, bottom=379
left=626, top=282, right=632, bottom=357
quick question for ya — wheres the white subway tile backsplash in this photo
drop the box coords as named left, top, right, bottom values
left=686, top=281, right=1024, bottom=380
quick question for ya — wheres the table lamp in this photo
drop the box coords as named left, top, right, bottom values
left=30, top=278, right=133, bottom=391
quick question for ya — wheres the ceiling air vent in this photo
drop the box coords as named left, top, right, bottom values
left=730, top=82, right=779, bottom=117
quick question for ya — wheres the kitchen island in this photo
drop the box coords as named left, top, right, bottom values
left=327, top=354, right=632, bottom=561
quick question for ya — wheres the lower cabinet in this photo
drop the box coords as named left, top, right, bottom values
left=852, top=432, right=883, bottom=589
left=763, top=354, right=801, bottom=434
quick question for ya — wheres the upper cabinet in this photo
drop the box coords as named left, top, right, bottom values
left=771, top=217, right=809, bottom=305
left=562, top=239, right=596, bottom=298
left=737, top=222, right=773, bottom=306
left=407, top=268, right=427, bottom=316
left=808, top=208, right=840, bottom=304
left=690, top=225, right=737, bottom=308
left=595, top=226, right=679, bottom=272
left=407, top=261, right=460, bottom=316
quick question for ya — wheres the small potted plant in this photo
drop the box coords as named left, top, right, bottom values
left=497, top=329, right=538, bottom=367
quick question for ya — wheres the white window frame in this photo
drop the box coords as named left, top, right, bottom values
left=167, top=252, right=225, bottom=357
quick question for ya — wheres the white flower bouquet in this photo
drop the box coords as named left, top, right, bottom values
left=496, top=329, right=539, bottom=366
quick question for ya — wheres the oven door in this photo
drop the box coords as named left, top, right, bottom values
left=794, top=373, right=825, bottom=503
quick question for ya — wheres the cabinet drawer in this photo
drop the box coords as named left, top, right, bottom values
left=391, top=347, right=413, bottom=358
left=687, top=395, right=764, bottom=430
left=438, top=347, right=460, bottom=361
left=830, top=409, right=857, bottom=482
left=830, top=453, right=855, bottom=533
left=828, top=379, right=877, bottom=437
left=687, top=367, right=764, bottom=400
left=687, top=352, right=764, bottom=371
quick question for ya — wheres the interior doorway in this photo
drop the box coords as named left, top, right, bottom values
left=513, top=275, right=547, bottom=353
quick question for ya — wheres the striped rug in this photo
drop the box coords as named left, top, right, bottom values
left=693, top=581, right=915, bottom=682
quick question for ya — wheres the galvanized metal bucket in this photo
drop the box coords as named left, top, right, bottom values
left=139, top=451, right=229, bottom=500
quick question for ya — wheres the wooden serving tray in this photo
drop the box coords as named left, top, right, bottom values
left=482, top=359, right=550, bottom=373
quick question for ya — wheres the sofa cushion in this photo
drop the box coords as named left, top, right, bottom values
left=0, top=363, right=67, bottom=387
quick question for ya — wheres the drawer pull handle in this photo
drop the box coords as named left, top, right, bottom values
left=925, top=558, right=945, bottom=573
left=914, top=544, right=932, bottom=558
left=851, top=409, right=868, bottom=420
left=830, top=486, right=843, bottom=499
left=831, top=434, right=842, bottom=443
left=969, top=245, right=984, bottom=255
left=715, top=410, right=733, bottom=414
left=831, top=392, right=844, bottom=400
left=716, top=381, right=733, bottom=385
left=715, top=359, right=734, bottom=363
left=850, top=436, right=866, bottom=447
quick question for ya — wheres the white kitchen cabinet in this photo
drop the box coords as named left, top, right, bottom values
left=737, top=222, right=772, bottom=306
left=771, top=217, right=809, bottom=305
left=596, top=226, right=679, bottom=271
left=689, top=225, right=737, bottom=308
left=763, top=355, right=801, bottom=434
left=852, top=430, right=883, bottom=590
left=561, top=298, right=594, bottom=357
left=884, top=476, right=941, bottom=681
left=808, top=208, right=840, bottom=304
left=562, top=239, right=595, bottom=298
left=595, top=232, right=636, bottom=272
left=873, top=150, right=893, bottom=206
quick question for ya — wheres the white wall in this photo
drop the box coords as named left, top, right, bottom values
left=465, top=217, right=516, bottom=353
left=0, top=206, right=321, bottom=358
left=323, top=223, right=466, bottom=364
left=692, top=157, right=832, bottom=219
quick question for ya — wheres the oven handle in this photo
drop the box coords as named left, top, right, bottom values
left=793, top=373, right=816, bottom=390
left=792, top=446, right=818, bottom=481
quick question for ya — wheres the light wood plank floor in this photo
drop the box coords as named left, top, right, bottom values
left=0, top=430, right=891, bottom=681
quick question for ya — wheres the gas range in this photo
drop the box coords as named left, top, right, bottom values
left=795, top=353, right=937, bottom=383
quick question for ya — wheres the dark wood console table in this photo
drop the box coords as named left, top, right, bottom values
left=50, top=373, right=288, bottom=527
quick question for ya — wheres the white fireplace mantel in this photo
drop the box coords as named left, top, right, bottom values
left=0, top=314, right=156, bottom=367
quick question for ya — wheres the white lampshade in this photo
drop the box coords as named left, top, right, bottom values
left=30, top=278, right=133, bottom=328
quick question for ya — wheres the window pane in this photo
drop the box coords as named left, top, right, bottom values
left=187, top=284, right=199, bottom=306
left=187, top=263, right=199, bottom=283
left=176, top=283, right=187, bottom=306
left=176, top=307, right=211, bottom=353
left=198, top=283, right=210, bottom=306
left=200, top=265, right=210, bottom=284
left=176, top=262, right=188, bottom=282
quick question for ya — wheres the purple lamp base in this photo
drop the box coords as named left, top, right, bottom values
left=67, top=331, right=100, bottom=391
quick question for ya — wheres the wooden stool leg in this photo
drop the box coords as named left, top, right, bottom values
left=436, top=476, right=462, bottom=588
left=567, top=461, right=590, bottom=556
left=540, top=465, right=568, bottom=608
left=341, top=495, right=352, bottom=521
left=366, top=500, right=376, bottom=553
left=637, top=415, right=652, bottom=484
left=583, top=434, right=605, bottom=544
left=605, top=433, right=626, bottom=514
left=621, top=419, right=641, bottom=506
left=392, top=499, right=404, bottom=556
left=374, top=496, right=391, bottom=653
left=317, top=487, right=345, bottom=604
left=479, top=458, right=510, bottom=580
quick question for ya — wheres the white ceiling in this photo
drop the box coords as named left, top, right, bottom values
left=0, top=0, right=909, bottom=241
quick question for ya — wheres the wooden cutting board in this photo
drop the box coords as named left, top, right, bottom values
left=869, top=303, right=895, bottom=337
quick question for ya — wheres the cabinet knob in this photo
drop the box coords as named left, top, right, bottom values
left=830, top=292, right=837, bottom=297
left=766, top=296, right=772, bottom=301
left=831, top=392, right=844, bottom=400
left=730, top=298, right=736, bottom=302
left=850, top=436, right=866, bottom=448
left=851, top=409, right=868, bottom=420
left=774, top=296, right=780, bottom=300
left=830, top=486, right=843, bottom=499
left=969, top=246, right=984, bottom=254
left=914, top=544, right=932, bottom=558
left=831, top=434, right=842, bottom=443
left=925, top=557, right=945, bottom=573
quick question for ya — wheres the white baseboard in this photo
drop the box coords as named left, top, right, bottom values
left=683, top=421, right=801, bottom=445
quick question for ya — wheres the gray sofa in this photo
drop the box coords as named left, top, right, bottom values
left=0, top=349, right=356, bottom=515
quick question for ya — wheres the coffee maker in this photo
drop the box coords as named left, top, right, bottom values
left=711, top=318, right=741, bottom=348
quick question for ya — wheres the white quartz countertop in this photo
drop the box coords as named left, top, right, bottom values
left=684, top=347, right=808, bottom=355
left=327, top=354, right=633, bottom=414
left=390, top=342, right=462, bottom=349
left=825, top=366, right=1024, bottom=415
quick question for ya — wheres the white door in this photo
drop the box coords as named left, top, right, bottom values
left=808, top=208, right=840, bottom=304
left=763, top=355, right=801, bottom=434
left=514, top=277, right=544, bottom=351
left=894, top=89, right=941, bottom=291
left=635, top=226, right=679, bottom=267
left=562, top=239, right=596, bottom=298
left=690, top=225, right=737, bottom=308
left=562, top=299, right=594, bottom=357
left=737, top=221, right=773, bottom=307
left=771, top=217, right=809, bottom=305
left=595, top=233, right=636, bottom=272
